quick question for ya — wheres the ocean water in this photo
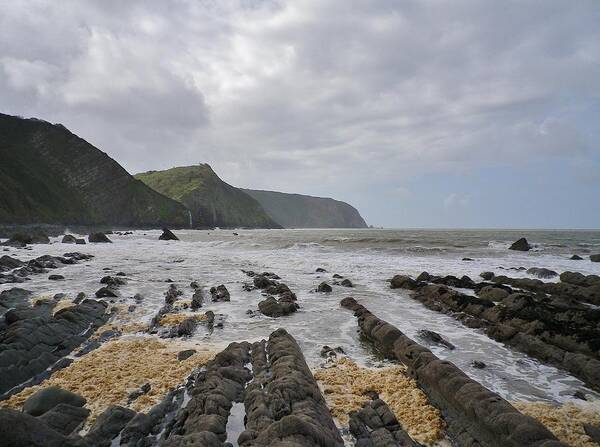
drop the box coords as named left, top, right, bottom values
left=2, top=228, right=600, bottom=405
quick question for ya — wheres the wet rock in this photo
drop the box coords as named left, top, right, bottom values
left=168, top=316, right=198, bottom=337
left=340, top=278, right=354, bottom=288
left=191, top=288, right=204, bottom=310
left=164, top=284, right=183, bottom=304
left=88, top=232, right=112, bottom=243
left=526, top=267, right=558, bottom=279
left=583, top=424, right=600, bottom=443
left=349, top=398, right=421, bottom=447
left=340, top=298, right=567, bottom=447
left=253, top=275, right=274, bottom=289
left=320, top=345, right=345, bottom=359
left=509, top=237, right=531, bottom=251
left=480, top=271, right=495, bottom=280
left=210, top=284, right=230, bottom=302
left=316, top=267, right=327, bottom=272
left=570, top=254, right=583, bottom=260
left=462, top=257, right=474, bottom=261
left=190, top=280, right=200, bottom=289
left=417, top=329, right=455, bottom=350
left=239, top=329, right=344, bottom=447
left=75, top=238, right=86, bottom=245
left=258, top=296, right=298, bottom=317
left=116, top=271, right=126, bottom=276
left=133, top=293, right=143, bottom=303
left=0, top=299, right=108, bottom=397
left=100, top=275, right=126, bottom=287
left=390, top=275, right=424, bottom=290
left=0, top=408, right=70, bottom=446
left=61, top=235, right=77, bottom=244
left=159, top=228, right=179, bottom=241
left=333, top=273, right=343, bottom=279
left=2, top=232, right=50, bottom=247
left=38, top=403, right=90, bottom=435
left=48, top=274, right=64, bottom=280
left=471, top=360, right=486, bottom=369
left=573, top=390, right=587, bottom=400
left=73, top=292, right=86, bottom=304
left=23, top=387, right=86, bottom=416
left=84, top=405, right=136, bottom=446
left=177, top=349, right=197, bottom=361
left=477, top=285, right=509, bottom=302
left=591, top=254, right=600, bottom=262
left=0, top=254, right=23, bottom=270
left=316, top=281, right=332, bottom=293
left=95, top=286, right=118, bottom=298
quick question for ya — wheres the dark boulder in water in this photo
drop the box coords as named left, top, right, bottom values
left=340, top=278, right=353, bottom=288
left=417, top=329, right=455, bottom=350
left=591, top=254, right=600, bottom=262
left=191, top=289, right=204, bottom=310
left=48, top=274, right=64, bottom=281
left=88, top=232, right=112, bottom=243
left=75, top=238, right=86, bottom=244
left=570, top=254, right=583, bottom=260
left=177, top=349, right=196, bottom=361
left=95, top=286, right=118, bottom=298
left=61, top=235, right=77, bottom=244
left=317, top=281, right=332, bottom=293
left=258, top=296, right=298, bottom=317
left=508, top=238, right=530, bottom=251
left=480, top=271, right=495, bottom=280
left=526, top=267, right=558, bottom=279
left=2, top=232, right=50, bottom=247
left=210, top=284, right=230, bottom=302
left=158, top=228, right=179, bottom=241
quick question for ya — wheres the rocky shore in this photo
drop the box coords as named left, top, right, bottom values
left=1, top=230, right=600, bottom=446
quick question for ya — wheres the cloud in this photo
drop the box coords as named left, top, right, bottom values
left=1, top=0, right=599, bottom=226
left=443, top=193, right=470, bottom=210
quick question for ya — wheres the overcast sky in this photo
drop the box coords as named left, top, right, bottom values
left=2, top=0, right=599, bottom=228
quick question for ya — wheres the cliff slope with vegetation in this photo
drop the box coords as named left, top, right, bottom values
left=0, top=113, right=189, bottom=227
left=243, top=189, right=367, bottom=228
left=135, top=165, right=281, bottom=228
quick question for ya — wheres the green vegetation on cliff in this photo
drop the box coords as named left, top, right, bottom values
left=0, top=113, right=189, bottom=227
left=135, top=165, right=281, bottom=228
left=243, top=189, right=367, bottom=228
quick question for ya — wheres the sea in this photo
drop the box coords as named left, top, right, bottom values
left=2, top=228, right=600, bottom=405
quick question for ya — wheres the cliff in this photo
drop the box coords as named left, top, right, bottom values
left=243, top=189, right=367, bottom=228
left=0, top=113, right=189, bottom=227
left=135, top=165, right=281, bottom=229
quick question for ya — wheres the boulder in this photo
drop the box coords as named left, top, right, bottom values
left=508, top=238, right=530, bottom=251
left=61, top=235, right=77, bottom=244
left=258, top=296, right=298, bottom=317
left=48, top=274, right=64, bottom=281
left=177, top=349, right=196, bottom=361
left=2, top=232, right=50, bottom=247
left=390, top=275, right=422, bottom=290
left=95, top=286, right=118, bottom=298
left=23, top=387, right=86, bottom=417
left=570, top=254, right=583, bottom=260
left=316, top=267, right=327, bottom=273
left=191, top=289, right=204, bottom=310
left=158, top=228, right=179, bottom=241
left=591, top=254, right=600, bottom=262
left=417, top=329, right=455, bottom=350
left=526, top=267, right=558, bottom=279
left=210, top=284, right=230, bottom=302
left=317, top=282, right=332, bottom=293
left=75, top=238, right=86, bottom=245
left=38, top=403, right=90, bottom=435
left=88, top=232, right=112, bottom=243
left=479, top=271, right=495, bottom=280
left=340, top=278, right=353, bottom=288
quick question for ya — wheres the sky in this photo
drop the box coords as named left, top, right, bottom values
left=1, top=0, right=599, bottom=228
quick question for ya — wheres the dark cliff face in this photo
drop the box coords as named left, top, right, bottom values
left=0, top=113, right=189, bottom=227
left=243, top=189, right=368, bottom=228
left=135, top=165, right=282, bottom=229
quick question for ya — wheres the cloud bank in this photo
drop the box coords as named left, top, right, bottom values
left=1, top=0, right=599, bottom=227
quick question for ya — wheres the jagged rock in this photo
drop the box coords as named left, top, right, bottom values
left=316, top=267, right=327, bottom=272
left=340, top=298, right=567, bottom=447
left=128, top=383, right=151, bottom=403
left=38, top=403, right=90, bottom=436
left=340, top=278, right=353, bottom=288
left=0, top=408, right=70, bottom=446
left=48, top=274, right=64, bottom=280
left=570, top=254, right=583, bottom=260
left=61, top=235, right=77, bottom=244
left=159, top=228, right=179, bottom=241
left=164, top=284, right=182, bottom=304
left=527, top=267, right=558, bottom=279
left=190, top=280, right=200, bottom=289
left=84, top=405, right=136, bottom=446
left=390, top=275, right=423, bottom=290
left=471, top=360, right=486, bottom=369
left=23, top=387, right=86, bottom=417
left=168, top=316, right=198, bottom=337
left=349, top=398, right=421, bottom=447
left=253, top=275, right=274, bottom=289
left=584, top=424, right=600, bottom=443
left=480, top=271, right=495, bottom=280
left=210, top=284, right=230, bottom=302
left=417, top=329, right=455, bottom=350
left=75, top=238, right=86, bottom=245
left=100, top=275, right=126, bottom=287
left=509, top=237, right=531, bottom=251
left=317, top=281, right=332, bottom=293
left=88, top=232, right=112, bottom=243
left=0, top=299, right=108, bottom=396
left=191, top=289, right=204, bottom=310
left=258, top=296, right=298, bottom=317
left=477, top=285, right=509, bottom=302
left=95, top=286, right=118, bottom=298
left=0, top=255, right=23, bottom=270
left=591, top=254, right=600, bottom=262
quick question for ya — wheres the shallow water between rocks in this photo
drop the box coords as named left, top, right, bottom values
left=2, top=228, right=600, bottom=406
